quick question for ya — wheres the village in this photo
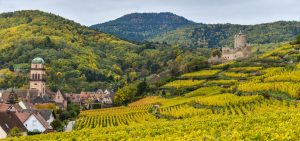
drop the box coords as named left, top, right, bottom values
left=0, top=58, right=114, bottom=139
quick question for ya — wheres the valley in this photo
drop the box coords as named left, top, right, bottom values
left=0, top=4, right=300, bottom=140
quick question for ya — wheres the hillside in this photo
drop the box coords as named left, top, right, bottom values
left=4, top=42, right=300, bottom=140
left=91, top=12, right=300, bottom=46
left=90, top=12, right=194, bottom=42
left=0, top=10, right=211, bottom=94
left=150, top=21, right=300, bottom=48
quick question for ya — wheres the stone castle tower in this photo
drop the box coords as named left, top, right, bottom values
left=29, top=57, right=46, bottom=97
left=234, top=31, right=247, bottom=48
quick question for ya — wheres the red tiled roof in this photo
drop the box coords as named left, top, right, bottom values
left=15, top=111, right=32, bottom=123
left=0, top=104, right=9, bottom=112
left=0, top=111, right=27, bottom=134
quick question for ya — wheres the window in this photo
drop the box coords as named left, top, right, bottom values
left=32, top=120, right=37, bottom=126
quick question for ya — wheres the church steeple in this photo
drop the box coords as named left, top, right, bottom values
left=29, top=57, right=46, bottom=97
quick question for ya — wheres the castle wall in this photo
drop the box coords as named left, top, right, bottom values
left=222, top=51, right=244, bottom=61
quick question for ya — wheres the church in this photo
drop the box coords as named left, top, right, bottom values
left=0, top=58, right=67, bottom=110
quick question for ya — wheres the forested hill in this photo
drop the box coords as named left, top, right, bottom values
left=0, top=10, right=138, bottom=92
left=90, top=12, right=194, bottom=42
left=0, top=10, right=210, bottom=93
left=150, top=21, right=300, bottom=48
left=91, top=12, right=300, bottom=47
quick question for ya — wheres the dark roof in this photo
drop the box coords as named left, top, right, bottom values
left=32, top=96, right=53, bottom=104
left=38, top=110, right=53, bottom=121
left=1, top=89, right=39, bottom=102
left=0, top=111, right=27, bottom=134
left=1, top=88, right=57, bottom=104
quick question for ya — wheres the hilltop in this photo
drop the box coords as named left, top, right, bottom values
left=91, top=12, right=300, bottom=46
left=90, top=12, right=194, bottom=42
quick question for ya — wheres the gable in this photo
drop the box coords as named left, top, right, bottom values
left=24, top=115, right=46, bottom=132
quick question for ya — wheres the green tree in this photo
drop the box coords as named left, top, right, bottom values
left=9, top=127, right=22, bottom=137
left=7, top=89, right=18, bottom=104
left=114, top=84, right=137, bottom=106
left=296, top=34, right=300, bottom=44
left=51, top=119, right=64, bottom=132
left=43, top=36, right=52, bottom=48
left=186, top=56, right=209, bottom=72
left=212, top=49, right=222, bottom=57
left=136, top=80, right=148, bottom=97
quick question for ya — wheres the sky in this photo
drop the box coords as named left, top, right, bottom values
left=0, top=0, right=299, bottom=26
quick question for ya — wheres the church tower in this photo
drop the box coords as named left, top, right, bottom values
left=29, top=57, right=46, bottom=97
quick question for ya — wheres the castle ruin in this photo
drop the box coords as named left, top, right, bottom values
left=208, top=31, right=251, bottom=64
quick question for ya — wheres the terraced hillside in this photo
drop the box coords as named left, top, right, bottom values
left=4, top=42, right=300, bottom=140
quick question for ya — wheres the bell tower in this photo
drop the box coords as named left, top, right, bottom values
left=29, top=57, right=46, bottom=97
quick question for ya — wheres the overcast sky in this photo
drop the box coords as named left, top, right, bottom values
left=0, top=0, right=299, bottom=26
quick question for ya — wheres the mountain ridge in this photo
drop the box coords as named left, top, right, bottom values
left=91, top=12, right=300, bottom=46
left=90, top=12, right=195, bottom=42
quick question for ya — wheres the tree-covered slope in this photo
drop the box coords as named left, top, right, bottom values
left=0, top=10, right=210, bottom=93
left=90, top=12, right=194, bottom=42
left=0, top=10, right=141, bottom=92
left=150, top=21, right=300, bottom=48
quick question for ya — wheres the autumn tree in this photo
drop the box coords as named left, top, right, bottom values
left=9, top=127, right=22, bottom=137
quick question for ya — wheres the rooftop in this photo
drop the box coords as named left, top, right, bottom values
left=32, top=57, right=45, bottom=64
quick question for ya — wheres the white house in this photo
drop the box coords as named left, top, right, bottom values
left=15, top=111, right=49, bottom=132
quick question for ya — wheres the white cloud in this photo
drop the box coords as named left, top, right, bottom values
left=0, top=0, right=299, bottom=26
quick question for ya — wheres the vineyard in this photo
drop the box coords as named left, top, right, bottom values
left=6, top=99, right=300, bottom=140
left=180, top=69, right=221, bottom=78
left=4, top=43, right=300, bottom=140
left=162, top=80, right=205, bottom=89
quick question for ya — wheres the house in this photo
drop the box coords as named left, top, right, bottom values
left=66, top=89, right=114, bottom=109
left=15, top=110, right=50, bottom=133
left=53, top=90, right=67, bottom=110
left=38, top=110, right=55, bottom=128
left=65, top=93, right=80, bottom=104
left=0, top=112, right=27, bottom=139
